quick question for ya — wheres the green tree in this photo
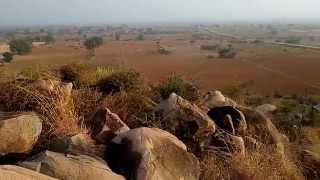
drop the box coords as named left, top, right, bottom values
left=136, top=34, right=144, bottom=41
left=43, top=32, right=55, bottom=44
left=2, top=52, right=14, bottom=63
left=84, top=36, right=103, bottom=59
left=9, top=39, right=32, bottom=55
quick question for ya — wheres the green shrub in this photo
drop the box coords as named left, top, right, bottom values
left=285, top=36, right=301, bottom=44
left=155, top=74, right=199, bottom=101
left=97, top=70, right=142, bottom=94
left=136, top=34, right=144, bottom=41
left=2, top=52, right=14, bottom=63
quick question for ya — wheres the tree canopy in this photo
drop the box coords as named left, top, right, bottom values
left=84, top=36, right=103, bottom=50
left=9, top=39, right=32, bottom=55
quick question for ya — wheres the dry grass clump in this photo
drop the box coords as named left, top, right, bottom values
left=72, top=88, right=103, bottom=124
left=59, top=62, right=90, bottom=83
left=100, top=89, right=155, bottom=127
left=200, top=147, right=303, bottom=180
left=0, top=79, right=81, bottom=147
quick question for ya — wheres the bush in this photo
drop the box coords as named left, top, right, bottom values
left=72, top=88, right=103, bottom=122
left=200, top=45, right=217, bottom=51
left=100, top=89, right=154, bottom=127
left=136, top=34, right=144, bottom=41
left=158, top=47, right=172, bottom=55
left=59, top=63, right=90, bottom=83
left=9, top=39, right=32, bottom=55
left=75, top=67, right=115, bottom=88
left=96, top=70, right=142, bottom=94
left=2, top=52, right=13, bottom=63
left=285, top=37, right=301, bottom=44
left=218, top=46, right=237, bottom=58
left=155, top=74, right=199, bottom=102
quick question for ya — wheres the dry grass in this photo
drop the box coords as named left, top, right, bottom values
left=200, top=147, right=303, bottom=180
left=0, top=79, right=81, bottom=148
left=100, top=89, right=155, bottom=127
left=72, top=88, right=103, bottom=125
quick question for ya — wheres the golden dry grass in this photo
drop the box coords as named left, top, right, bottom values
left=200, top=147, right=304, bottom=180
left=0, top=79, right=82, bottom=148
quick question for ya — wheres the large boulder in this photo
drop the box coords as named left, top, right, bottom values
left=239, top=107, right=285, bottom=155
left=153, top=93, right=215, bottom=139
left=106, top=127, right=200, bottom=180
left=207, top=106, right=247, bottom=135
left=0, top=165, right=57, bottom=180
left=20, top=150, right=124, bottom=180
left=199, top=91, right=246, bottom=135
left=90, top=108, right=130, bottom=144
left=0, top=112, right=42, bottom=155
left=49, top=133, right=105, bottom=157
left=199, top=91, right=238, bottom=111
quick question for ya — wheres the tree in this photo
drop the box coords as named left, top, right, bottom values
left=285, top=36, right=301, bottom=44
left=43, top=32, right=55, bottom=44
left=9, top=39, right=32, bottom=55
left=136, top=34, right=144, bottom=41
left=84, top=36, right=103, bottom=59
left=2, top=52, right=14, bottom=63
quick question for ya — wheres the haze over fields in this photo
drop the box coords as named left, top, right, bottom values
left=1, top=0, right=320, bottom=26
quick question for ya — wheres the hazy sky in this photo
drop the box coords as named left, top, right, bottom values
left=0, top=0, right=319, bottom=26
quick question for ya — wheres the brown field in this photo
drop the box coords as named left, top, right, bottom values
left=3, top=37, right=320, bottom=95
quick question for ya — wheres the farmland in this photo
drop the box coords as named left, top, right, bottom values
left=2, top=24, right=320, bottom=95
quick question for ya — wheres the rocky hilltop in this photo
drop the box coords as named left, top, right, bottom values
left=0, top=65, right=319, bottom=180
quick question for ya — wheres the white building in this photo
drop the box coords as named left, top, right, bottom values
left=32, top=42, right=46, bottom=47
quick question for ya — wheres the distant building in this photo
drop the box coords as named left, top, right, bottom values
left=32, top=42, right=46, bottom=47
left=0, top=43, right=10, bottom=53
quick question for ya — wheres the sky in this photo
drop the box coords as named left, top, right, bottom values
left=0, top=0, right=319, bottom=26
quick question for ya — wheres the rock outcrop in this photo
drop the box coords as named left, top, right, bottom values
left=49, top=133, right=105, bottom=157
left=0, top=112, right=42, bottom=155
left=106, top=127, right=200, bottom=180
left=90, top=108, right=130, bottom=144
left=20, top=150, right=125, bottom=180
left=207, top=106, right=247, bottom=135
left=153, top=93, right=216, bottom=139
left=239, top=107, right=285, bottom=155
left=200, top=90, right=238, bottom=111
left=0, top=165, right=58, bottom=180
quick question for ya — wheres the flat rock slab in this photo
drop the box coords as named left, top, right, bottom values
left=0, top=165, right=57, bottom=180
left=20, top=150, right=124, bottom=180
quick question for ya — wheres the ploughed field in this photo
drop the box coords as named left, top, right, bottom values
left=4, top=36, right=320, bottom=95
